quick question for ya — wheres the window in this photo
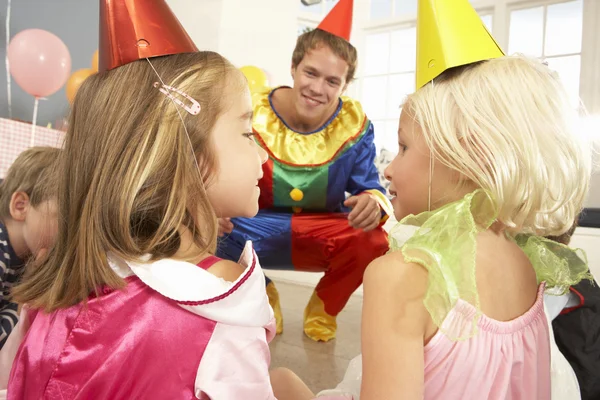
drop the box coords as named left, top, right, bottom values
left=299, top=0, right=339, bottom=16
left=370, top=0, right=415, bottom=19
left=298, top=1, right=337, bottom=37
left=361, top=26, right=416, bottom=152
left=369, top=0, right=482, bottom=20
left=298, top=24, right=312, bottom=36
left=395, top=0, right=417, bottom=16
left=508, top=0, right=583, bottom=108
left=480, top=13, right=493, bottom=33
left=361, top=10, right=493, bottom=152
left=325, top=0, right=339, bottom=13
left=370, top=0, right=392, bottom=19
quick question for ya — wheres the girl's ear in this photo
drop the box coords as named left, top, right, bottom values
left=9, top=191, right=31, bottom=222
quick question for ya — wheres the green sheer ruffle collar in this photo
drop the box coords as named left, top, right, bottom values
left=388, top=190, right=591, bottom=341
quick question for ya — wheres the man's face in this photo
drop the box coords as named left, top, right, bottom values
left=291, top=45, right=349, bottom=128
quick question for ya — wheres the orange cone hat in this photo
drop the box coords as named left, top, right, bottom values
left=317, top=0, right=354, bottom=41
left=99, top=0, right=198, bottom=72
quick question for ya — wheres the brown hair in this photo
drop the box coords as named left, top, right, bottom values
left=546, top=217, right=579, bottom=245
left=13, top=51, right=240, bottom=311
left=292, top=28, right=358, bottom=83
left=0, top=146, right=60, bottom=220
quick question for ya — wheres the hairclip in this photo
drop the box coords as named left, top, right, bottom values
left=153, top=82, right=201, bottom=115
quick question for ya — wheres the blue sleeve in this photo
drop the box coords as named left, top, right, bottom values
left=0, top=301, right=18, bottom=349
left=345, top=121, right=386, bottom=196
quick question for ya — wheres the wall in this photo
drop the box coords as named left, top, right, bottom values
left=0, top=0, right=98, bottom=126
left=0, top=0, right=298, bottom=128
left=168, top=0, right=297, bottom=88
left=217, top=0, right=297, bottom=87
left=167, top=0, right=223, bottom=53
left=569, top=227, right=600, bottom=279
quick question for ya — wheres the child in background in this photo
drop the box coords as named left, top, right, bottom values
left=547, top=220, right=600, bottom=400
left=0, top=147, right=59, bottom=349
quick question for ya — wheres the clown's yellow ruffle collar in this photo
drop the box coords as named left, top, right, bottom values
left=252, top=87, right=369, bottom=167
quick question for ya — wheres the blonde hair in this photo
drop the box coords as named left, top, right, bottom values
left=293, top=29, right=357, bottom=83
left=0, top=146, right=60, bottom=220
left=13, top=51, right=241, bottom=311
left=404, top=55, right=590, bottom=236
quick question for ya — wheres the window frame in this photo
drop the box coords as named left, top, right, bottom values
left=348, top=0, right=598, bottom=153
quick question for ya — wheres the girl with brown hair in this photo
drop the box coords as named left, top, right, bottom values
left=0, top=1, right=293, bottom=398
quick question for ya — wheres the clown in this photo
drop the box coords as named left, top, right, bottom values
left=217, top=0, right=392, bottom=342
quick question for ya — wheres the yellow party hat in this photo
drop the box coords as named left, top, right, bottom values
left=416, top=0, right=504, bottom=89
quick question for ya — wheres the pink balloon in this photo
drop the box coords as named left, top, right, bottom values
left=8, top=29, right=71, bottom=98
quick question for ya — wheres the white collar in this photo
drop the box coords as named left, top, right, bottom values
left=107, top=241, right=272, bottom=327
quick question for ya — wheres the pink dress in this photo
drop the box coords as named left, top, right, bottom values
left=422, top=283, right=550, bottom=399
left=0, top=242, right=276, bottom=400
left=318, top=284, right=553, bottom=399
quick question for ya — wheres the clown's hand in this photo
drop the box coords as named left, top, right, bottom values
left=344, top=195, right=380, bottom=232
left=218, top=218, right=234, bottom=237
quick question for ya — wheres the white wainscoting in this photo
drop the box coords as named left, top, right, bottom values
left=570, top=227, right=600, bottom=280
